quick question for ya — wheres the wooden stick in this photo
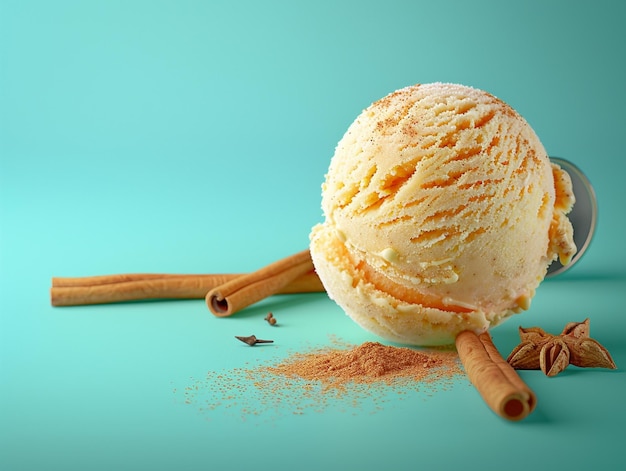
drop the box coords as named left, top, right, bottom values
left=206, top=249, right=314, bottom=317
left=51, top=271, right=323, bottom=306
left=456, top=330, right=537, bottom=421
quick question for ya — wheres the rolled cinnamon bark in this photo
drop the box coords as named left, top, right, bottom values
left=456, top=330, right=536, bottom=421
left=478, top=332, right=537, bottom=413
left=52, top=273, right=180, bottom=287
left=51, top=275, right=237, bottom=306
left=51, top=270, right=323, bottom=306
left=206, top=249, right=314, bottom=317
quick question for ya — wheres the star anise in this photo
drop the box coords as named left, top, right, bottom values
left=507, top=318, right=616, bottom=377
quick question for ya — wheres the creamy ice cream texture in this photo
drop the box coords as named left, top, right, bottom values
left=310, top=83, right=576, bottom=346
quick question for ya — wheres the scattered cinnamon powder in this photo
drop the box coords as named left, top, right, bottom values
left=176, top=339, right=464, bottom=421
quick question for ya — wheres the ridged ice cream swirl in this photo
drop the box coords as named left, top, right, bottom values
left=310, top=83, right=576, bottom=345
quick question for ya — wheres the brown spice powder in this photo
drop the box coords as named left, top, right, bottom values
left=177, top=340, right=464, bottom=421
left=266, top=341, right=461, bottom=388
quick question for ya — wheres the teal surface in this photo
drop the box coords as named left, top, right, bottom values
left=1, top=1, right=625, bottom=470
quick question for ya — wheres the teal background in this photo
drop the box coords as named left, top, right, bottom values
left=1, top=1, right=625, bottom=470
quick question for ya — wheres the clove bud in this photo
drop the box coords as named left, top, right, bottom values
left=235, top=335, right=274, bottom=346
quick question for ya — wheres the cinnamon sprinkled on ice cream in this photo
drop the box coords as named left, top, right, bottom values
left=310, top=83, right=576, bottom=346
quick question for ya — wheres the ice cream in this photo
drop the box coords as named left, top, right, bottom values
left=310, top=83, right=576, bottom=346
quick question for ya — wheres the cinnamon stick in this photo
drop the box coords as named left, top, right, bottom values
left=206, top=249, right=314, bottom=317
left=52, top=273, right=183, bottom=287
left=456, top=330, right=537, bottom=421
left=51, top=271, right=323, bottom=306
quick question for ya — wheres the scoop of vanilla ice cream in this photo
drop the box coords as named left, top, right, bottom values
left=310, top=83, right=576, bottom=346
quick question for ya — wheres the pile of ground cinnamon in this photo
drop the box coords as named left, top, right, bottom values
left=266, top=341, right=461, bottom=389
left=176, top=340, right=464, bottom=421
